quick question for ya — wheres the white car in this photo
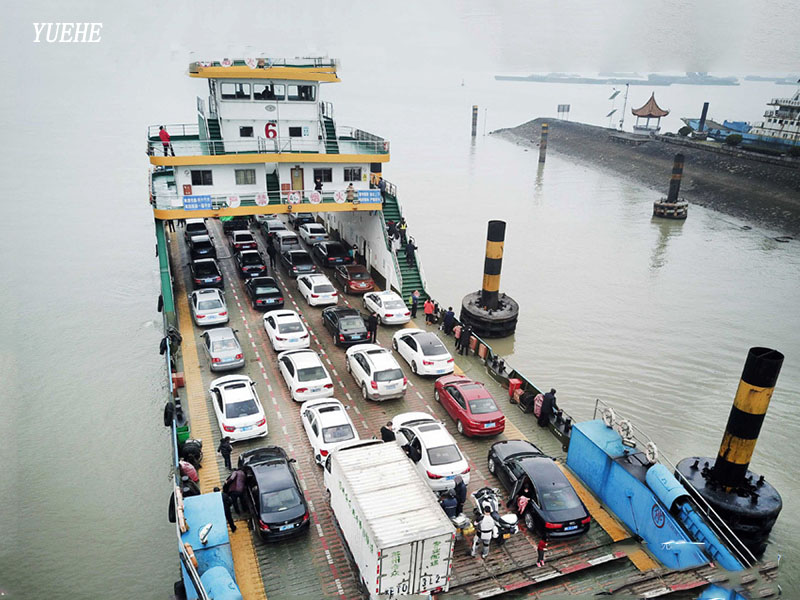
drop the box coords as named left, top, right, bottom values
left=298, top=223, right=330, bottom=245
left=363, top=291, right=411, bottom=325
left=254, top=213, right=281, bottom=225
left=297, top=274, right=338, bottom=307
left=209, top=375, right=268, bottom=442
left=392, top=329, right=454, bottom=376
left=300, top=398, right=360, bottom=465
left=277, top=349, right=335, bottom=402
left=345, top=344, right=407, bottom=401
left=189, top=288, right=229, bottom=327
left=393, top=412, right=471, bottom=491
left=263, top=310, right=310, bottom=351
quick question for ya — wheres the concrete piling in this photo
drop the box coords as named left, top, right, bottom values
left=538, top=123, right=548, bottom=163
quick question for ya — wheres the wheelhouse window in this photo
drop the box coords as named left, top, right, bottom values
left=289, top=126, right=302, bottom=138
left=220, top=82, right=251, bottom=100
left=239, top=126, right=254, bottom=137
left=344, top=167, right=362, bottom=182
left=235, top=169, right=256, bottom=185
left=191, top=170, right=213, bottom=186
left=254, top=83, right=285, bottom=100
left=287, top=85, right=316, bottom=101
left=313, top=168, right=332, bottom=183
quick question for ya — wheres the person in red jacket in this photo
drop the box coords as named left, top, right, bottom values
left=159, top=125, right=175, bottom=156
left=423, top=299, right=435, bottom=325
left=537, top=538, right=548, bottom=567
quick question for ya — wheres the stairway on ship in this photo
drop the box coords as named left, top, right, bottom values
left=322, top=116, right=339, bottom=154
left=381, top=191, right=429, bottom=305
left=207, top=117, right=224, bottom=154
left=266, top=171, right=280, bottom=203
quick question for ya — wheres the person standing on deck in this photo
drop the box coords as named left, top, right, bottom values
left=410, top=290, right=421, bottom=318
left=380, top=421, right=395, bottom=442
left=391, top=231, right=401, bottom=255
left=423, top=298, right=435, bottom=325
left=405, top=239, right=418, bottom=267
left=159, top=126, right=175, bottom=156
left=346, top=183, right=356, bottom=201
left=223, top=468, right=246, bottom=513
left=315, top=177, right=323, bottom=193
left=442, top=307, right=456, bottom=335
left=453, top=475, right=467, bottom=516
left=471, top=505, right=496, bottom=558
left=538, top=389, right=558, bottom=427
left=266, top=242, right=277, bottom=271
left=367, top=312, right=379, bottom=343
left=537, top=538, right=548, bottom=567
left=398, top=218, right=408, bottom=244
left=378, top=177, right=387, bottom=202
left=214, top=487, right=237, bottom=533
left=217, top=436, right=233, bottom=470
left=458, top=324, right=473, bottom=355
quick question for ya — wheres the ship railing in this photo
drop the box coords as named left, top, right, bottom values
left=320, top=100, right=334, bottom=120
left=152, top=188, right=382, bottom=211
left=146, top=133, right=389, bottom=157
left=592, top=398, right=758, bottom=569
left=769, top=97, right=800, bottom=107
left=378, top=217, right=403, bottom=292
left=191, top=57, right=337, bottom=70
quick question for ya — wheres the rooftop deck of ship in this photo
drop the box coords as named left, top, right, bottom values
left=166, top=217, right=779, bottom=599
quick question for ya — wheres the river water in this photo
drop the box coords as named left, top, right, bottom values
left=3, top=4, right=800, bottom=598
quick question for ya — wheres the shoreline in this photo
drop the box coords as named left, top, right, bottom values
left=494, top=119, right=800, bottom=237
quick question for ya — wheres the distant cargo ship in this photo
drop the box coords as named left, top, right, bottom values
left=495, top=72, right=739, bottom=86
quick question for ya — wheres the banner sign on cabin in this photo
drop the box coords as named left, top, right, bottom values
left=183, top=195, right=212, bottom=210
left=357, top=189, right=382, bottom=204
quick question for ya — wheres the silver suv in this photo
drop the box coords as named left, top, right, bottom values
left=345, top=344, right=407, bottom=401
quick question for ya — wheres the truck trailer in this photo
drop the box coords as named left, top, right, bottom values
left=325, top=440, right=456, bottom=598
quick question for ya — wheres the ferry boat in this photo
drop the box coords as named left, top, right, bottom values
left=149, top=58, right=782, bottom=599
left=682, top=88, right=800, bottom=152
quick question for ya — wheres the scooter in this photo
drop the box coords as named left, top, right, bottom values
left=437, top=490, right=473, bottom=539
left=471, top=487, right=519, bottom=545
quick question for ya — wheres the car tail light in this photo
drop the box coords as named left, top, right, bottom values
left=447, top=358, right=454, bottom=363
left=319, top=449, right=329, bottom=457
left=370, top=381, right=378, bottom=390
left=324, top=383, right=334, bottom=389
left=275, top=336, right=286, bottom=341
left=332, top=291, right=338, bottom=296
left=278, top=297, right=283, bottom=302
left=302, top=512, right=310, bottom=522
left=404, top=311, right=410, bottom=316
left=311, top=294, right=319, bottom=298
left=296, top=388, right=308, bottom=393
left=461, top=466, right=471, bottom=474
left=256, top=418, right=266, bottom=427
left=385, top=313, right=393, bottom=318
left=223, top=424, right=236, bottom=432
left=212, top=357, right=221, bottom=363
left=235, top=353, right=243, bottom=359
left=292, top=266, right=298, bottom=272
left=258, top=519, right=269, bottom=531
left=328, top=257, right=335, bottom=262
left=403, top=377, right=408, bottom=385
left=426, top=471, right=442, bottom=479
left=581, top=517, right=591, bottom=525
left=214, top=276, right=221, bottom=282
left=544, top=522, right=564, bottom=530
left=339, top=334, right=345, bottom=341
left=300, top=334, right=308, bottom=339
left=196, top=314, right=206, bottom=319
left=219, top=311, right=228, bottom=316
left=194, top=278, right=202, bottom=284
left=423, top=360, right=434, bottom=366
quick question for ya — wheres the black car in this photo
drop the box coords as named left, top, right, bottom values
left=238, top=447, right=310, bottom=541
left=321, top=307, right=369, bottom=346
left=288, top=212, right=315, bottom=229
left=189, top=258, right=224, bottom=289
left=187, top=234, right=216, bottom=260
left=221, top=216, right=250, bottom=235
left=244, top=277, right=284, bottom=311
left=280, top=250, right=320, bottom=278
left=312, top=241, right=354, bottom=268
left=235, top=250, right=267, bottom=278
left=487, top=440, right=590, bottom=537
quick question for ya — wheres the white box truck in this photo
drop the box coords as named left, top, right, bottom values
left=325, top=440, right=456, bottom=599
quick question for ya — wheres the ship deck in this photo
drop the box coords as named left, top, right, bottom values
left=166, top=218, right=779, bottom=599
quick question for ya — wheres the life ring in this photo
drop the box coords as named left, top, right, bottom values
left=183, top=543, right=198, bottom=569
left=287, top=192, right=301, bottom=205
left=645, top=442, right=659, bottom=464
left=601, top=407, right=616, bottom=428
left=618, top=419, right=633, bottom=440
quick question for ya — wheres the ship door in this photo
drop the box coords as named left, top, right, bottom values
left=291, top=167, right=304, bottom=192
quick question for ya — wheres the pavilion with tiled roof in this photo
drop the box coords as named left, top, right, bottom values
left=632, top=92, right=669, bottom=133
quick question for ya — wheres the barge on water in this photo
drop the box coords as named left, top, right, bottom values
left=150, top=58, right=781, bottom=599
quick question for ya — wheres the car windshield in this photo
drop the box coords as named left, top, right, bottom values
left=325, top=244, right=347, bottom=257
left=540, top=485, right=583, bottom=512
left=420, top=337, right=447, bottom=356
left=260, top=487, right=302, bottom=513
left=242, top=254, right=262, bottom=265
left=212, top=339, right=238, bottom=352
left=194, top=263, right=217, bottom=276
left=427, top=444, right=462, bottom=466
left=384, top=300, right=405, bottom=310
left=349, top=272, right=370, bottom=280
left=270, top=223, right=286, bottom=231
left=255, top=285, right=279, bottom=294
left=198, top=299, right=223, bottom=310
left=297, top=366, right=326, bottom=382
left=225, top=399, right=259, bottom=418
left=375, top=368, right=403, bottom=382
left=322, top=424, right=355, bottom=444
left=314, top=284, right=335, bottom=293
left=339, top=317, right=364, bottom=332
left=278, top=322, right=303, bottom=334
left=468, top=397, right=498, bottom=414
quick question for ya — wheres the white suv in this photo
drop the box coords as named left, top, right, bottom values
left=277, top=349, right=335, bottom=402
left=345, top=344, right=407, bottom=401
left=297, top=274, right=338, bottom=307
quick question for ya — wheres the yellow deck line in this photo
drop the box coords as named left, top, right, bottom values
left=171, top=233, right=270, bottom=600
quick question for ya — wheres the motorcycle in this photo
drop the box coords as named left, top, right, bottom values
left=471, top=487, right=518, bottom=545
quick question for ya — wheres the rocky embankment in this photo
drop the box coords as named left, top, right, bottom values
left=494, top=119, right=800, bottom=236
